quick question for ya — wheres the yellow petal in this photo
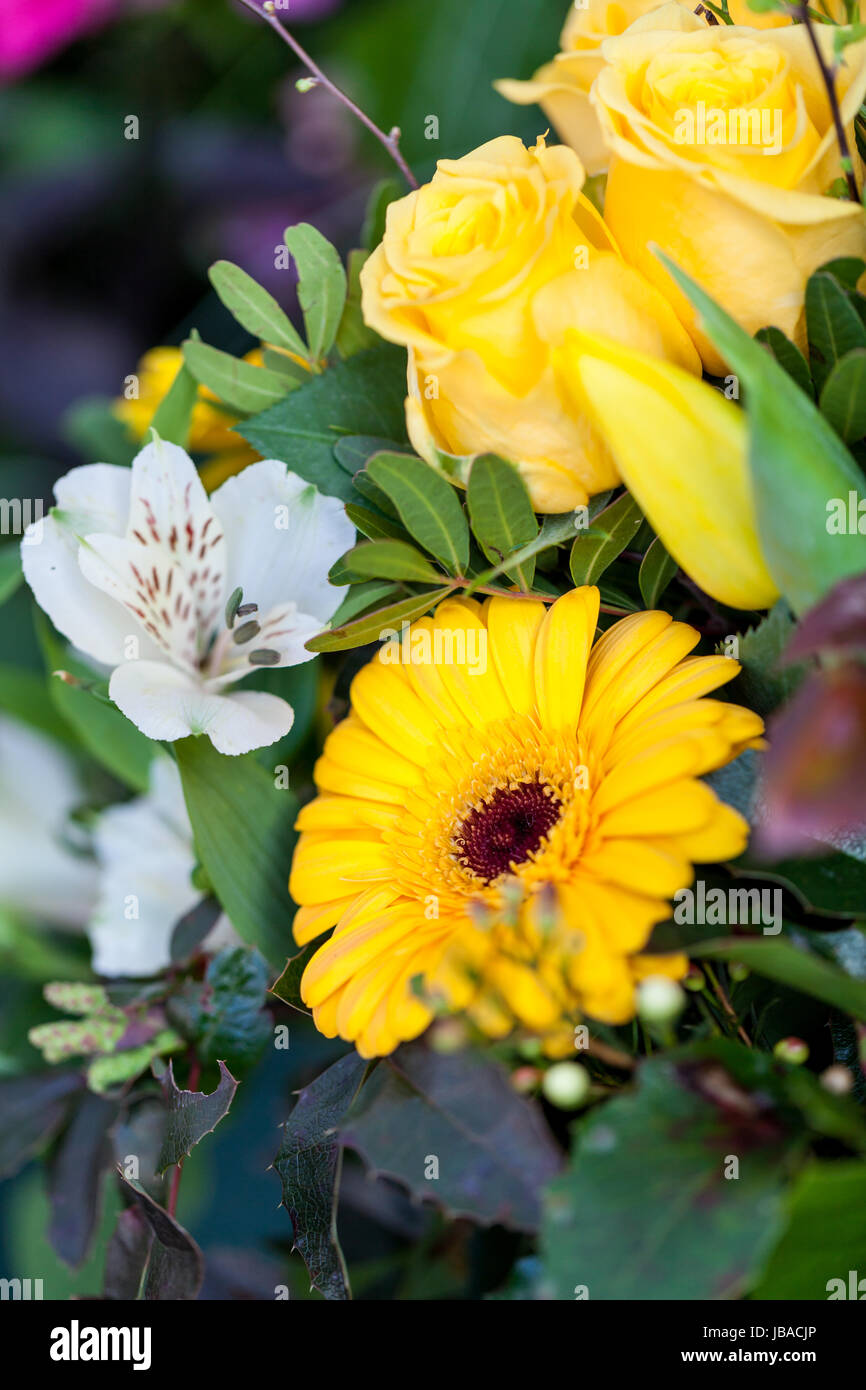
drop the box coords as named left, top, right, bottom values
left=562, top=332, right=780, bottom=610
left=534, top=586, right=600, bottom=731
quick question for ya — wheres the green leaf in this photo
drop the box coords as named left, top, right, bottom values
left=261, top=348, right=309, bottom=386
left=336, top=249, right=377, bottom=359
left=753, top=1160, right=866, bottom=1298
left=341, top=1043, right=561, bottom=1232
left=274, top=1052, right=368, bottom=1301
left=63, top=398, right=138, bottom=467
left=0, top=663, right=76, bottom=744
left=367, top=453, right=469, bottom=573
left=306, top=586, right=452, bottom=653
left=240, top=345, right=409, bottom=504
left=284, top=223, right=348, bottom=363
left=343, top=539, right=441, bottom=583
left=660, top=253, right=866, bottom=614
left=569, top=491, right=643, bottom=586
left=182, top=340, right=288, bottom=415
left=806, top=270, right=866, bottom=392
left=116, top=1173, right=203, bottom=1301
left=819, top=348, right=866, bottom=442
left=175, top=737, right=298, bottom=971
left=754, top=326, right=813, bottom=398
left=0, top=546, right=23, bottom=607
left=638, top=536, right=677, bottom=608
left=690, top=936, right=866, bottom=1019
left=208, top=259, right=308, bottom=359
left=344, top=503, right=407, bottom=542
left=36, top=613, right=153, bottom=793
left=541, top=1041, right=800, bottom=1300
left=333, top=434, right=409, bottom=476
left=330, top=579, right=403, bottom=627
left=466, top=453, right=538, bottom=588
left=362, top=178, right=402, bottom=251
left=149, top=360, right=198, bottom=449
left=154, top=1058, right=237, bottom=1175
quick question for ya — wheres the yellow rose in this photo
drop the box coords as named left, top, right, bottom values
left=495, top=0, right=808, bottom=173
left=360, top=135, right=699, bottom=513
left=587, top=6, right=866, bottom=372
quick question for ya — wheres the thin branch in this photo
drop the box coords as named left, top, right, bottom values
left=233, top=0, right=418, bottom=189
left=796, top=1, right=859, bottom=201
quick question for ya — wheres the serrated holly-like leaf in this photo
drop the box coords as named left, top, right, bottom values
left=819, top=347, right=866, bottom=442
left=270, top=942, right=316, bottom=1014
left=366, top=452, right=470, bottom=573
left=182, top=339, right=288, bottom=414
left=0, top=1071, right=85, bottom=1178
left=175, top=737, right=298, bottom=971
left=306, top=586, right=452, bottom=653
left=284, top=224, right=348, bottom=362
left=116, top=1172, right=204, bottom=1301
left=638, top=535, right=677, bottom=609
left=154, top=1059, right=237, bottom=1175
left=342, top=539, right=441, bottom=583
left=240, top=346, right=409, bottom=503
left=191, top=947, right=272, bottom=1073
left=274, top=1052, right=368, bottom=1301
left=48, top=1090, right=118, bottom=1268
left=466, top=453, right=538, bottom=588
left=569, top=491, right=642, bottom=586
left=208, top=260, right=308, bottom=360
left=103, top=1207, right=152, bottom=1300
left=541, top=1041, right=801, bottom=1300
left=340, top=1043, right=561, bottom=1232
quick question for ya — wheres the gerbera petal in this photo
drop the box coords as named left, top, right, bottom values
left=535, top=585, right=599, bottom=732
left=600, top=778, right=719, bottom=837
left=485, top=596, right=546, bottom=718
left=427, top=599, right=512, bottom=727
left=581, top=839, right=693, bottom=898
left=350, top=660, right=441, bottom=764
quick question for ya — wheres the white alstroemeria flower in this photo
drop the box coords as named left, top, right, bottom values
left=0, top=716, right=97, bottom=928
left=22, top=440, right=354, bottom=755
left=88, top=755, right=238, bottom=977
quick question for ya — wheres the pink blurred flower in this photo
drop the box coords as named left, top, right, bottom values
left=0, top=0, right=117, bottom=81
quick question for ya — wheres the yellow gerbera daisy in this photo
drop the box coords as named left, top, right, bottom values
left=289, top=587, right=762, bottom=1058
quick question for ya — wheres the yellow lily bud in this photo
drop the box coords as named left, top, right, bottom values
left=555, top=330, right=780, bottom=611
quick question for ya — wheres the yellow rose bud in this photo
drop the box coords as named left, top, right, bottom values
left=360, top=135, right=700, bottom=513
left=554, top=327, right=780, bottom=609
left=589, top=5, right=866, bottom=373
left=497, top=1, right=865, bottom=177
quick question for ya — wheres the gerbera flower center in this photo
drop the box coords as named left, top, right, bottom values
left=454, top=781, right=562, bottom=884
